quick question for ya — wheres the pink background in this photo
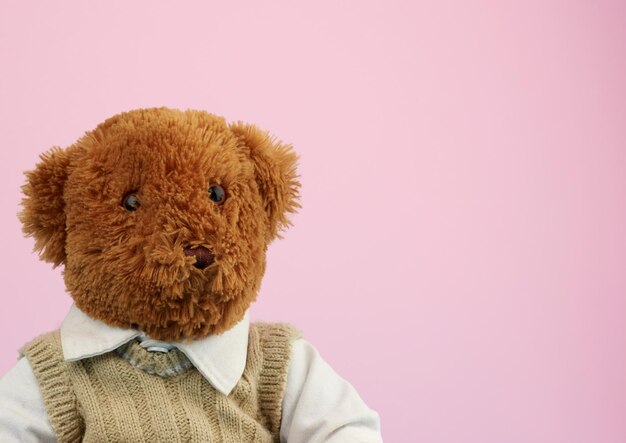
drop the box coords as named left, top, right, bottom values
left=1, top=1, right=625, bottom=441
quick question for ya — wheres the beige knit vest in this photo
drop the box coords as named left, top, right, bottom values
left=21, top=322, right=300, bottom=443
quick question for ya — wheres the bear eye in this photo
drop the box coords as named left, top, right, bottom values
left=122, top=193, right=141, bottom=211
left=208, top=184, right=226, bottom=204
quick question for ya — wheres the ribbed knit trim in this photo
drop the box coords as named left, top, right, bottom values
left=20, top=322, right=301, bottom=442
left=20, top=331, right=84, bottom=443
left=116, top=340, right=193, bottom=378
left=253, top=322, right=302, bottom=441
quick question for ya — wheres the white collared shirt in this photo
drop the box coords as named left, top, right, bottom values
left=0, top=305, right=382, bottom=442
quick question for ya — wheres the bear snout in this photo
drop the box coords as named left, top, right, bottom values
left=183, top=246, right=215, bottom=270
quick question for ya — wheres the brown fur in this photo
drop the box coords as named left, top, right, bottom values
left=19, top=108, right=299, bottom=341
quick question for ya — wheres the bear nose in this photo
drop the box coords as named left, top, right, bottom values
left=183, top=246, right=214, bottom=270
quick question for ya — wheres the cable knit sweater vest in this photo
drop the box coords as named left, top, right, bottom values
left=21, top=323, right=300, bottom=443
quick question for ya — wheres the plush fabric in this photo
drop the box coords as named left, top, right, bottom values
left=19, top=108, right=300, bottom=341
left=7, top=108, right=385, bottom=442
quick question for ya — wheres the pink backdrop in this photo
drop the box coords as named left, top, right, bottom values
left=1, top=1, right=625, bottom=441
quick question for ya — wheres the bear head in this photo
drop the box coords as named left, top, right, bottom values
left=19, top=108, right=299, bottom=341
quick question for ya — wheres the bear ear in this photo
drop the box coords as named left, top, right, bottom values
left=229, top=122, right=300, bottom=239
left=19, top=146, right=75, bottom=267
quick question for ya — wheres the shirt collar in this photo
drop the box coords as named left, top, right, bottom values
left=60, top=304, right=249, bottom=396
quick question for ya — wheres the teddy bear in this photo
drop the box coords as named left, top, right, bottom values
left=0, top=108, right=382, bottom=442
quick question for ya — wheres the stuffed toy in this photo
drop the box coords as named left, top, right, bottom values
left=0, top=108, right=382, bottom=442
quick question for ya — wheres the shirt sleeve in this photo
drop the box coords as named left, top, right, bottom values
left=280, top=338, right=383, bottom=442
left=0, top=357, right=57, bottom=443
